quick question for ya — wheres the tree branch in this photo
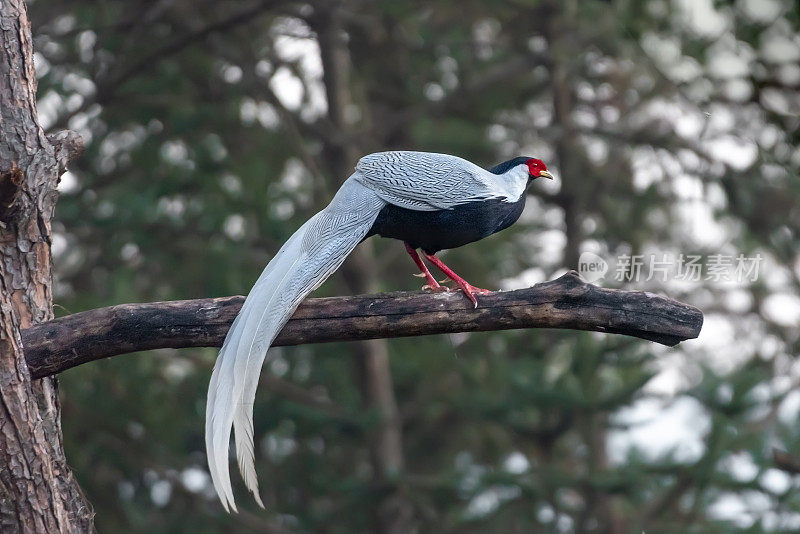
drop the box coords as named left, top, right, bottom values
left=21, top=272, right=702, bottom=379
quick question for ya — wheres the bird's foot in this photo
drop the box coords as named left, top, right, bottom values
left=414, top=271, right=448, bottom=292
left=469, top=285, right=492, bottom=294
left=453, top=281, right=492, bottom=308
left=422, top=284, right=450, bottom=293
left=419, top=251, right=492, bottom=308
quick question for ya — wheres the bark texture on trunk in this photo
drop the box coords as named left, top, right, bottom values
left=0, top=1, right=93, bottom=531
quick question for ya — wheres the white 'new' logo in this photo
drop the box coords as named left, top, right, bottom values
left=578, top=251, right=608, bottom=283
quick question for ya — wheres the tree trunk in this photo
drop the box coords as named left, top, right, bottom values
left=0, top=1, right=93, bottom=531
left=314, top=8, right=413, bottom=532
left=547, top=5, right=621, bottom=530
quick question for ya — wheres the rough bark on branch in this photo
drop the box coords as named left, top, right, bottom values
left=22, top=271, right=702, bottom=380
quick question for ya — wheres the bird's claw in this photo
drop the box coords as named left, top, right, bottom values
left=460, top=288, right=479, bottom=308
left=470, top=287, right=492, bottom=294
left=457, top=284, right=492, bottom=308
left=422, top=284, right=450, bottom=293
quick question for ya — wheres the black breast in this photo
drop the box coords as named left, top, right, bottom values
left=366, top=195, right=527, bottom=254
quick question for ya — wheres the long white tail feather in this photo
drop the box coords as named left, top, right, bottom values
left=206, top=176, right=385, bottom=510
left=206, top=308, right=251, bottom=511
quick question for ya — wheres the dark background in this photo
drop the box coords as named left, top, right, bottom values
left=28, top=0, right=800, bottom=531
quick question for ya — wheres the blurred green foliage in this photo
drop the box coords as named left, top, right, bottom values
left=30, top=0, right=800, bottom=531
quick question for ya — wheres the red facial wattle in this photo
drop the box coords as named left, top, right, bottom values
left=525, top=158, right=553, bottom=179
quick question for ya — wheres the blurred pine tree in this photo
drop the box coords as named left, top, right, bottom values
left=30, top=0, right=800, bottom=531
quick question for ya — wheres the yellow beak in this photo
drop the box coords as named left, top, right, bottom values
left=539, top=170, right=554, bottom=180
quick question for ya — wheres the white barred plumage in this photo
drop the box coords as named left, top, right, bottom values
left=355, top=151, right=527, bottom=210
left=205, top=151, right=550, bottom=511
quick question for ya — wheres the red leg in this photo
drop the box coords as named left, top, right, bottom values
left=404, top=243, right=448, bottom=292
left=421, top=252, right=491, bottom=308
